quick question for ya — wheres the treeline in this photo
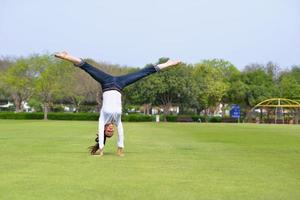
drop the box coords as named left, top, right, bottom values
left=0, top=54, right=299, bottom=120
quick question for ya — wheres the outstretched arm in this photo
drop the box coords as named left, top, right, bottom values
left=116, top=119, right=124, bottom=149
left=98, top=113, right=105, bottom=156
left=115, top=117, right=124, bottom=156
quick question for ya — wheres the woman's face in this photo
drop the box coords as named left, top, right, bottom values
left=104, top=123, right=114, bottom=137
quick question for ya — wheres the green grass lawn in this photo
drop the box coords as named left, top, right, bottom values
left=0, top=120, right=299, bottom=200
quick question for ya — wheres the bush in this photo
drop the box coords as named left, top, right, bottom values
left=0, top=112, right=44, bottom=119
left=0, top=112, right=99, bottom=120
left=122, top=114, right=154, bottom=122
left=165, top=115, right=177, bottom=122
left=0, top=112, right=154, bottom=122
left=191, top=115, right=206, bottom=122
left=28, top=99, right=43, bottom=112
left=0, top=112, right=238, bottom=123
left=208, top=116, right=222, bottom=123
left=47, top=113, right=99, bottom=120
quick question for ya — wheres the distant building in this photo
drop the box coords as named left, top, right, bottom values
left=151, top=106, right=179, bottom=115
left=0, top=100, right=14, bottom=108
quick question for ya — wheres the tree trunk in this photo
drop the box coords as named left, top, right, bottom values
left=75, top=101, right=81, bottom=113
left=163, top=106, right=167, bottom=122
left=144, top=103, right=151, bottom=115
left=71, top=97, right=80, bottom=113
left=162, top=103, right=172, bottom=122
left=204, top=109, right=208, bottom=122
left=43, top=102, right=49, bottom=120
left=221, top=103, right=226, bottom=117
left=147, top=104, right=150, bottom=115
left=12, top=94, right=22, bottom=112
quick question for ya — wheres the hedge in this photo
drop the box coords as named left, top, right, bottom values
left=122, top=114, right=154, bottom=122
left=0, top=112, right=99, bottom=120
left=0, top=112, right=44, bottom=119
left=165, top=115, right=206, bottom=122
left=191, top=115, right=206, bottom=122
left=0, top=112, right=241, bottom=123
left=208, top=116, right=222, bottom=123
left=0, top=112, right=155, bottom=122
left=165, top=115, right=177, bottom=122
left=164, top=115, right=233, bottom=123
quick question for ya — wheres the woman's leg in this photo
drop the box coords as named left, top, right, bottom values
left=117, top=65, right=158, bottom=89
left=117, top=60, right=181, bottom=89
left=54, top=51, right=113, bottom=84
left=78, top=62, right=113, bottom=85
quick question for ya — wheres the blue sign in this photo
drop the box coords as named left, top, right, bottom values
left=230, top=104, right=240, bottom=118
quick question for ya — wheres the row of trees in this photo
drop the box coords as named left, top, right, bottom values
left=0, top=54, right=300, bottom=119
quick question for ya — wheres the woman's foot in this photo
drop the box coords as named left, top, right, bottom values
left=54, top=51, right=69, bottom=59
left=54, top=51, right=82, bottom=65
left=157, top=60, right=181, bottom=70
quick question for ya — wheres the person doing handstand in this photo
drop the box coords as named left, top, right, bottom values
left=55, top=52, right=180, bottom=157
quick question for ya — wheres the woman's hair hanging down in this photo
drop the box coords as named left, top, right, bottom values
left=88, top=134, right=107, bottom=155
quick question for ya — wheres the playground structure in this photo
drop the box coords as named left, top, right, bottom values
left=246, top=98, right=300, bottom=124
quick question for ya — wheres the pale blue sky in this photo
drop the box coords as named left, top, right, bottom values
left=1, top=0, right=299, bottom=69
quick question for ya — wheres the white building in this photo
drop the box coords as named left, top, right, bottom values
left=0, top=101, right=14, bottom=108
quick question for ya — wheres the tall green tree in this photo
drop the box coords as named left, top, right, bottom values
left=279, top=66, right=300, bottom=100
left=0, top=57, right=13, bottom=100
left=124, top=60, right=194, bottom=119
left=290, top=66, right=300, bottom=84
left=154, top=63, right=194, bottom=120
left=123, top=66, right=159, bottom=114
left=209, top=59, right=242, bottom=116
left=1, top=58, right=36, bottom=112
left=33, top=55, right=73, bottom=119
left=193, top=59, right=230, bottom=117
left=241, top=64, right=278, bottom=108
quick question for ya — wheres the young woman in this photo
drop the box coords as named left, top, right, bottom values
left=55, top=52, right=180, bottom=157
